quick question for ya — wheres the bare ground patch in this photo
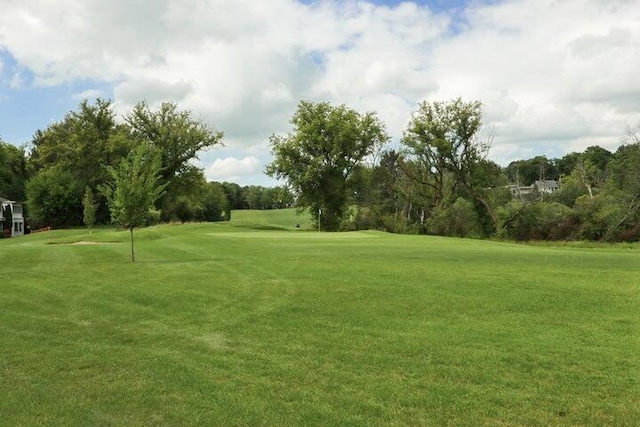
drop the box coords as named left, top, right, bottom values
left=47, top=241, right=122, bottom=245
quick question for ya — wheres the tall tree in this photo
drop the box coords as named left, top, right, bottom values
left=101, top=144, right=165, bottom=262
left=27, top=99, right=131, bottom=224
left=266, top=100, right=388, bottom=231
left=401, top=98, right=500, bottom=234
left=0, top=141, right=28, bottom=201
left=125, top=102, right=223, bottom=220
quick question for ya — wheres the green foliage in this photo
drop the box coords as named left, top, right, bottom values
left=26, top=167, right=84, bottom=227
left=401, top=99, right=501, bottom=235
left=427, top=198, right=482, bottom=238
left=126, top=101, right=223, bottom=215
left=505, top=155, right=558, bottom=186
left=201, top=182, right=229, bottom=221
left=27, top=99, right=131, bottom=224
left=608, top=143, right=640, bottom=196
left=220, top=182, right=245, bottom=209
left=8, top=97, right=640, bottom=242
left=402, top=98, right=484, bottom=204
left=0, top=141, right=28, bottom=201
left=101, top=144, right=166, bottom=261
left=24, top=99, right=225, bottom=227
left=497, top=201, right=578, bottom=241
left=266, top=100, right=388, bottom=231
left=549, top=175, right=588, bottom=207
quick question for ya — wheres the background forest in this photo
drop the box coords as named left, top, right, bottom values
left=1, top=98, right=639, bottom=242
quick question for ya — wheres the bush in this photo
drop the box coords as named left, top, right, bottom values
left=379, top=214, right=421, bottom=234
left=341, top=206, right=380, bottom=231
left=497, top=201, right=578, bottom=241
left=575, top=193, right=640, bottom=242
left=427, top=198, right=482, bottom=238
left=26, top=168, right=83, bottom=228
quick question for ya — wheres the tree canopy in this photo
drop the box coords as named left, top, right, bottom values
left=101, top=144, right=166, bottom=262
left=22, top=99, right=227, bottom=227
left=266, top=100, right=389, bottom=231
left=401, top=99, right=503, bottom=234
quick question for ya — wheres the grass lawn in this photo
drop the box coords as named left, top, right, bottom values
left=229, top=208, right=314, bottom=231
left=0, top=215, right=638, bottom=425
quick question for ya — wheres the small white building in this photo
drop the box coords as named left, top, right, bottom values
left=534, top=180, right=560, bottom=194
left=0, top=197, right=24, bottom=237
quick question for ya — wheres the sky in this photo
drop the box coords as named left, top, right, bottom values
left=1, top=0, right=639, bottom=186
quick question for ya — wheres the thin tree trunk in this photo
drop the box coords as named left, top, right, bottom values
left=130, top=228, right=135, bottom=263
left=603, top=195, right=640, bottom=241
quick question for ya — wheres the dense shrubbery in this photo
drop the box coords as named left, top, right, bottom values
left=496, top=201, right=577, bottom=241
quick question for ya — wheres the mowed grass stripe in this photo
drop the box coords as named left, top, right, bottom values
left=0, top=222, right=638, bottom=425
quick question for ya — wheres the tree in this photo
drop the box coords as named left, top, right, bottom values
left=496, top=201, right=577, bottom=241
left=220, top=182, right=246, bottom=210
left=427, top=197, right=481, bottom=238
left=82, top=187, right=97, bottom=234
left=101, top=144, right=165, bottom=262
left=125, top=102, right=223, bottom=220
left=26, top=167, right=84, bottom=228
left=600, top=143, right=640, bottom=241
left=0, top=141, right=29, bottom=202
left=505, top=155, right=557, bottom=186
left=27, top=99, right=132, bottom=224
left=401, top=98, right=500, bottom=235
left=266, top=100, right=388, bottom=231
left=201, top=182, right=229, bottom=221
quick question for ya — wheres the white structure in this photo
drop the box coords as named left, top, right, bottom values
left=534, top=180, right=560, bottom=194
left=0, top=197, right=24, bottom=237
left=508, top=180, right=561, bottom=201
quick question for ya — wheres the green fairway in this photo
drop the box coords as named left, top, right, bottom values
left=229, top=208, right=313, bottom=231
left=0, top=223, right=638, bottom=426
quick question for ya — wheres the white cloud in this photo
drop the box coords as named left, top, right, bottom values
left=205, top=155, right=261, bottom=183
left=427, top=0, right=640, bottom=161
left=73, top=89, right=106, bottom=101
left=1, top=0, right=640, bottom=184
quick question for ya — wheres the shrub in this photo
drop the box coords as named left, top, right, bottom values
left=427, top=198, right=482, bottom=238
left=497, top=201, right=578, bottom=241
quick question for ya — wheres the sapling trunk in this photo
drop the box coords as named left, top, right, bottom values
left=130, top=228, right=135, bottom=263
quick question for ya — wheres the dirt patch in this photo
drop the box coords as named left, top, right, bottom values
left=48, top=241, right=121, bottom=245
left=71, top=241, right=121, bottom=245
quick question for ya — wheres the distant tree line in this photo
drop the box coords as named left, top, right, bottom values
left=1, top=98, right=639, bottom=242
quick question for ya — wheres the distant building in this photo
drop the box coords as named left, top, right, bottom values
left=534, top=180, right=560, bottom=194
left=508, top=180, right=561, bottom=200
left=0, top=197, right=25, bottom=237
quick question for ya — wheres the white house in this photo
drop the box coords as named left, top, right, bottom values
left=534, top=180, right=560, bottom=194
left=0, top=197, right=24, bottom=237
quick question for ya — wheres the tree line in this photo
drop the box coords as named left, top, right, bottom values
left=1, top=98, right=639, bottom=242
left=0, top=99, right=294, bottom=232
left=267, top=99, right=640, bottom=241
